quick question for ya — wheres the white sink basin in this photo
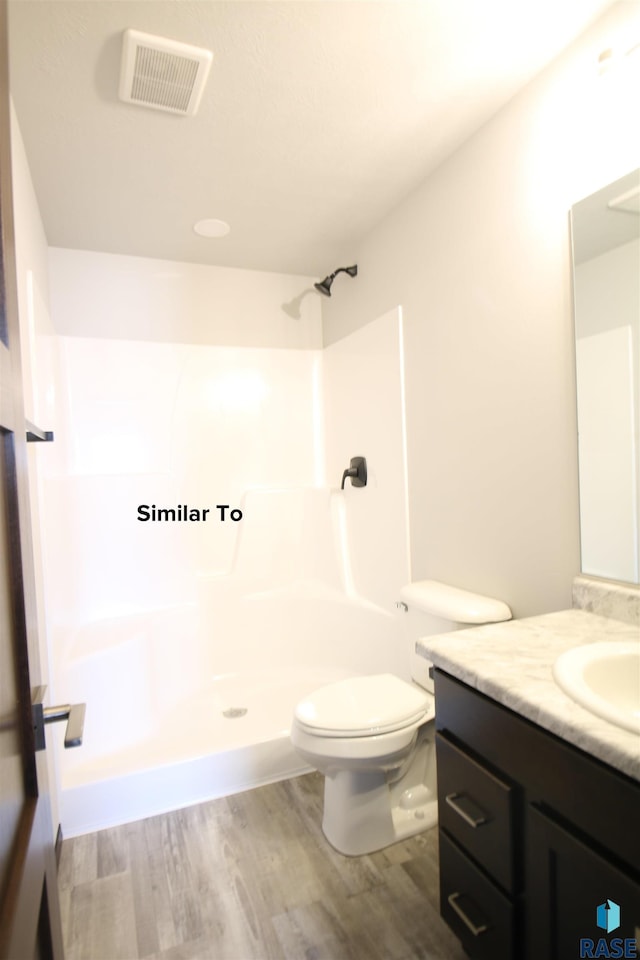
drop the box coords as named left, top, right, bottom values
left=553, top=641, right=640, bottom=734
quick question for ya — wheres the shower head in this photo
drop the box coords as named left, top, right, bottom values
left=314, top=264, right=358, bottom=297
left=314, top=276, right=334, bottom=297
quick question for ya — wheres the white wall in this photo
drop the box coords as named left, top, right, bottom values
left=48, top=247, right=321, bottom=349
left=322, top=2, right=640, bottom=617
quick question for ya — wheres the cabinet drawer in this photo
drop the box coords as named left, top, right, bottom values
left=439, top=830, right=516, bottom=960
left=436, top=732, right=516, bottom=892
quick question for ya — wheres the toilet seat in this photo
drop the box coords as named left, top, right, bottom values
left=294, top=673, right=430, bottom=738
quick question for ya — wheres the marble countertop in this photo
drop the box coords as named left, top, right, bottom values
left=417, top=609, right=640, bottom=781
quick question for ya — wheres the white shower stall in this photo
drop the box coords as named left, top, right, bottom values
left=37, top=253, right=412, bottom=836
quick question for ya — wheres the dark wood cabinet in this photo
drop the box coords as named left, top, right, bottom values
left=434, top=670, right=640, bottom=960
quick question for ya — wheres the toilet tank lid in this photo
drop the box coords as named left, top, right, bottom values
left=400, top=580, right=512, bottom=624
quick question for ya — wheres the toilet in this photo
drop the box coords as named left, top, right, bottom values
left=291, top=580, right=512, bottom=856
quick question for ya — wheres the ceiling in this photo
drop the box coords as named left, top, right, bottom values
left=8, top=0, right=613, bottom=278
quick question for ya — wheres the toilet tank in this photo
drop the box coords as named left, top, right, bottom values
left=400, top=580, right=512, bottom=693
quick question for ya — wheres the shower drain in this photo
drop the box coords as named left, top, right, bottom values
left=222, top=707, right=248, bottom=719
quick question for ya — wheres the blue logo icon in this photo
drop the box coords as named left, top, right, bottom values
left=597, top=900, right=621, bottom=934
left=580, top=899, right=637, bottom=957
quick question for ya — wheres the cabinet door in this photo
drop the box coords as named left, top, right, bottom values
left=526, top=805, right=640, bottom=960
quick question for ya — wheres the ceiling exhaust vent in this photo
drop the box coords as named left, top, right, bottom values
left=119, top=29, right=213, bottom=117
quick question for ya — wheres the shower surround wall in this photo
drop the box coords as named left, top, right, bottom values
left=41, top=250, right=410, bottom=835
left=45, top=337, right=323, bottom=618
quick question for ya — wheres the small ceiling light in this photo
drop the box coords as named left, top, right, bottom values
left=193, top=218, right=231, bottom=238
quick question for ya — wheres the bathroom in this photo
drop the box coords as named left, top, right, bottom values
left=1, top=1, right=639, bottom=958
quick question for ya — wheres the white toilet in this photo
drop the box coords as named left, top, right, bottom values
left=291, top=580, right=512, bottom=856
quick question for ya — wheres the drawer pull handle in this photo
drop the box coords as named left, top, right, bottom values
left=445, top=792, right=488, bottom=828
left=447, top=892, right=490, bottom=937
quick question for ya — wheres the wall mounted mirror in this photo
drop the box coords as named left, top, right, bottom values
left=571, top=168, right=640, bottom=584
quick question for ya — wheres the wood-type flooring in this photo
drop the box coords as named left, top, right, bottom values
left=58, top=772, right=467, bottom=960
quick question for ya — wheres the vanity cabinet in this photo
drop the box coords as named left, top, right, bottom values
left=433, top=670, right=640, bottom=960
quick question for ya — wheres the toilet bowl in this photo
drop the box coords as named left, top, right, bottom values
left=291, top=673, right=438, bottom=856
left=291, top=581, right=512, bottom=856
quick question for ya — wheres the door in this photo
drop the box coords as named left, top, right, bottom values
left=0, top=4, right=64, bottom=957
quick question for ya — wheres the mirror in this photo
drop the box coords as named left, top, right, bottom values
left=571, top=168, right=640, bottom=584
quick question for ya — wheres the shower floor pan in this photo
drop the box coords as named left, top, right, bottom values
left=59, top=665, right=351, bottom=837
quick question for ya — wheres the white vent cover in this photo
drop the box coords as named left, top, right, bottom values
left=119, top=29, right=212, bottom=117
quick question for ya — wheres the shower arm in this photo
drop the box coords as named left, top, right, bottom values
left=332, top=267, right=351, bottom=282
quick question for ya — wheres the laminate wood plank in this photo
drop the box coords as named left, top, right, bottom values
left=65, top=873, right=137, bottom=960
left=57, top=883, right=71, bottom=948
left=224, top=784, right=308, bottom=867
left=257, top=852, right=331, bottom=915
left=97, top=821, right=129, bottom=878
left=58, top=830, right=98, bottom=889
left=201, top=799, right=297, bottom=957
left=160, top=809, right=198, bottom=897
left=141, top=815, right=183, bottom=953
left=197, top=874, right=282, bottom=959
left=179, top=802, right=228, bottom=890
left=147, top=935, right=220, bottom=960
left=318, top=857, right=467, bottom=960
left=356, top=861, right=465, bottom=960
left=142, top=804, right=281, bottom=958
left=201, top=787, right=334, bottom=917
left=272, top=899, right=363, bottom=960
left=323, top=884, right=420, bottom=960
left=168, top=886, right=205, bottom=951
left=126, top=820, right=162, bottom=959
left=401, top=848, right=445, bottom=918
left=155, top=809, right=209, bottom=947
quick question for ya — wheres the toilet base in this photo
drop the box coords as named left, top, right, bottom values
left=391, top=787, right=438, bottom=843
left=321, top=730, right=437, bottom=856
